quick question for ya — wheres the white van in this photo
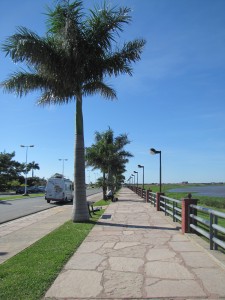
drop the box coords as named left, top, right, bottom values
left=45, top=173, right=73, bottom=203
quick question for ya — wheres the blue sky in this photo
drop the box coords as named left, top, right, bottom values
left=0, top=0, right=225, bottom=184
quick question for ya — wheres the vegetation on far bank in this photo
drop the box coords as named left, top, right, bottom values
left=144, top=183, right=225, bottom=211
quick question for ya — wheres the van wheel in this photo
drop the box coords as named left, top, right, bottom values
left=47, top=199, right=50, bottom=203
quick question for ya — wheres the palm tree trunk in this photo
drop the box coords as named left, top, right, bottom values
left=72, top=94, right=89, bottom=222
left=103, top=171, right=107, bottom=200
left=107, top=165, right=114, bottom=192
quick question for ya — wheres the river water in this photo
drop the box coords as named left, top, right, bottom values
left=169, top=185, right=225, bottom=198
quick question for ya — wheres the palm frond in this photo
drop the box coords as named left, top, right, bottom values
left=37, top=91, right=73, bottom=106
left=46, top=0, right=84, bottom=35
left=1, top=71, right=47, bottom=97
left=88, top=3, right=131, bottom=50
left=121, top=39, right=146, bottom=62
left=83, top=81, right=117, bottom=100
left=0, top=70, right=74, bottom=105
left=2, top=27, right=58, bottom=66
left=103, top=39, right=146, bottom=77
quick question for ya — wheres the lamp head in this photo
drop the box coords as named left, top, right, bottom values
left=20, top=145, right=34, bottom=148
left=150, top=148, right=161, bottom=155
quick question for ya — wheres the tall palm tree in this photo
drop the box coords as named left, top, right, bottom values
left=1, top=0, right=146, bottom=221
left=86, top=128, right=133, bottom=199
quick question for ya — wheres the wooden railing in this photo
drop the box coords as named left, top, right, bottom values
left=127, top=185, right=225, bottom=252
left=189, top=204, right=225, bottom=250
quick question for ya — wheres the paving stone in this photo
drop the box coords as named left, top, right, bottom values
left=114, top=242, right=140, bottom=250
left=146, top=248, right=177, bottom=261
left=145, top=279, right=206, bottom=298
left=180, top=251, right=219, bottom=268
left=193, top=268, right=225, bottom=296
left=171, top=234, right=190, bottom=242
left=85, top=234, right=120, bottom=242
left=45, top=270, right=103, bottom=298
left=169, top=241, right=202, bottom=252
left=141, top=236, right=171, bottom=246
left=102, top=242, right=116, bottom=248
left=109, top=256, right=144, bottom=272
left=103, top=270, right=143, bottom=298
left=65, top=252, right=105, bottom=270
left=77, top=241, right=104, bottom=253
left=145, top=261, right=194, bottom=279
left=108, top=244, right=147, bottom=258
left=120, top=233, right=144, bottom=242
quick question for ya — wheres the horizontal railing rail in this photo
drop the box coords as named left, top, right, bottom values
left=189, top=204, right=225, bottom=250
left=142, top=189, right=146, bottom=199
left=149, top=192, right=157, bottom=206
left=160, top=195, right=182, bottom=222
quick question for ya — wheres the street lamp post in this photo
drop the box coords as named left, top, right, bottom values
left=150, top=148, right=162, bottom=193
left=20, top=145, right=34, bottom=196
left=87, top=169, right=91, bottom=185
left=59, top=158, right=68, bottom=177
left=131, top=174, right=135, bottom=185
left=134, top=171, right=138, bottom=188
left=138, top=164, right=144, bottom=189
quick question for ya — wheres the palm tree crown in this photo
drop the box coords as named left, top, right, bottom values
left=1, top=0, right=146, bottom=221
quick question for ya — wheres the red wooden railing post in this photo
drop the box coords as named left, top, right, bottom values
left=146, top=189, right=149, bottom=203
left=156, top=192, right=164, bottom=211
left=182, top=198, right=198, bottom=234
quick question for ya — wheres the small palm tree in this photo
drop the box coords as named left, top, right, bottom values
left=86, top=128, right=133, bottom=199
left=26, top=161, right=40, bottom=177
left=1, top=1, right=145, bottom=221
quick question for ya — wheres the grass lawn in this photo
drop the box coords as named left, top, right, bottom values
left=0, top=194, right=44, bottom=201
left=0, top=208, right=104, bottom=300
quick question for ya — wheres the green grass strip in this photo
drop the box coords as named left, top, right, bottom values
left=0, top=210, right=103, bottom=300
left=0, top=194, right=44, bottom=201
left=93, top=199, right=111, bottom=206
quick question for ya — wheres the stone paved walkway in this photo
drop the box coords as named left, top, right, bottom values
left=45, top=187, right=225, bottom=299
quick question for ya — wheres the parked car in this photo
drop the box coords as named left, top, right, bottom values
left=38, top=186, right=46, bottom=193
left=29, top=186, right=41, bottom=193
left=15, top=187, right=25, bottom=194
left=15, top=187, right=33, bottom=194
left=15, top=186, right=45, bottom=194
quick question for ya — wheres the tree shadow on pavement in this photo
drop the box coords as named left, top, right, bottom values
left=0, top=201, right=12, bottom=205
left=94, top=217, right=181, bottom=231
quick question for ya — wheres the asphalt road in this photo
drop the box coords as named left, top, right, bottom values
left=0, top=188, right=102, bottom=224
